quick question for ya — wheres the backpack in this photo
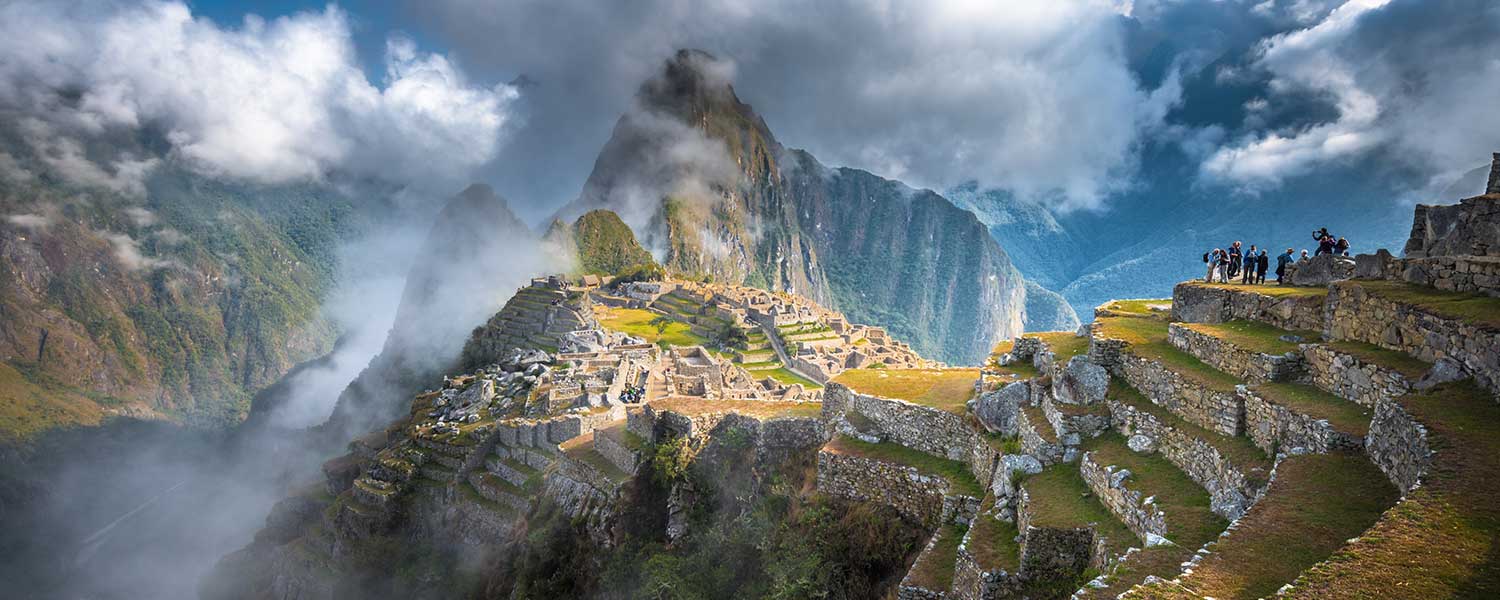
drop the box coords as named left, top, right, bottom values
left=1203, top=252, right=1210, bottom=263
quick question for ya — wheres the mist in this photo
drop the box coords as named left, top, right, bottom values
left=0, top=3, right=547, bottom=599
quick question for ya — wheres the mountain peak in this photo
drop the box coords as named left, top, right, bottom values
left=637, top=48, right=748, bottom=120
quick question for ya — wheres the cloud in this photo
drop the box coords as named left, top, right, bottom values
left=6, top=213, right=51, bottom=230
left=101, top=231, right=176, bottom=271
left=409, top=0, right=1177, bottom=214
left=0, top=1, right=516, bottom=194
left=1202, top=0, right=1500, bottom=191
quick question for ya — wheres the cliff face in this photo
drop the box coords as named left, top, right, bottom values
left=321, top=185, right=540, bottom=438
left=559, top=50, right=1072, bottom=364
left=0, top=167, right=341, bottom=440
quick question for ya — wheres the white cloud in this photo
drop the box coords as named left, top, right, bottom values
left=0, top=1, right=516, bottom=193
left=412, top=0, right=1179, bottom=212
left=1203, top=0, right=1500, bottom=191
left=101, top=231, right=175, bottom=271
left=6, top=213, right=51, bottom=230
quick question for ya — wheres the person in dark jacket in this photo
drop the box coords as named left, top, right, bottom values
left=1228, top=241, right=1243, bottom=279
left=1276, top=248, right=1294, bottom=284
left=1216, top=250, right=1231, bottom=283
left=1336, top=237, right=1350, bottom=256
left=1256, top=250, right=1269, bottom=284
left=1241, top=245, right=1258, bottom=284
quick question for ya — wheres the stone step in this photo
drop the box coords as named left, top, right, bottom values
left=418, top=461, right=457, bottom=483
left=898, top=523, right=965, bottom=599
left=1103, top=378, right=1272, bottom=521
left=1240, top=383, right=1370, bottom=454
left=350, top=477, right=399, bottom=510
left=1166, top=321, right=1311, bottom=384
left=1015, top=464, right=1137, bottom=589
left=465, top=472, right=530, bottom=512
left=1039, top=394, right=1111, bottom=446
left=1096, top=315, right=1249, bottom=437
left=485, top=456, right=537, bottom=487
left=1078, top=434, right=1226, bottom=554
left=1017, top=403, right=1072, bottom=465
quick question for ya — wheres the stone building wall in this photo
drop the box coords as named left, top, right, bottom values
left=816, top=450, right=951, bottom=528
left=1403, top=192, right=1500, bottom=258
left=1088, top=337, right=1128, bottom=371
left=1364, top=398, right=1432, bottom=494
left=1116, top=352, right=1245, bottom=436
left=1301, top=344, right=1412, bottom=407
left=1241, top=390, right=1363, bottom=455
left=1107, top=395, right=1266, bottom=520
left=824, top=383, right=985, bottom=463
left=1168, top=323, right=1305, bottom=384
left=1078, top=451, right=1168, bottom=542
left=1325, top=281, right=1500, bottom=395
left=1171, top=283, right=1326, bottom=331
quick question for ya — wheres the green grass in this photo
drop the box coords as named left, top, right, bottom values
left=1180, top=320, right=1321, bottom=355
left=1099, top=299, right=1172, bottom=318
left=1347, top=279, right=1500, bottom=329
left=1027, top=331, right=1091, bottom=361
left=1126, top=452, right=1397, bottom=600
left=832, top=369, right=979, bottom=414
left=1076, top=434, right=1229, bottom=597
left=1249, top=382, right=1373, bottom=437
left=1183, top=281, right=1330, bottom=298
left=1096, top=316, right=1242, bottom=392
left=1085, top=434, right=1226, bottom=545
left=906, top=522, right=967, bottom=591
left=967, top=509, right=1020, bottom=571
left=1278, top=380, right=1500, bottom=599
left=1322, top=340, right=1433, bottom=380
left=762, top=367, right=823, bottom=389
left=597, top=307, right=709, bottom=348
left=1107, top=379, right=1272, bottom=485
left=982, top=432, right=1023, bottom=455
left=1022, top=465, right=1139, bottom=553
left=826, top=435, right=983, bottom=497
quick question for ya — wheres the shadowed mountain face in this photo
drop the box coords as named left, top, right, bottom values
left=320, top=184, right=540, bottom=439
left=559, top=50, right=1077, bottom=363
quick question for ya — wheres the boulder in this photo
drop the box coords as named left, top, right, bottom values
left=974, top=381, right=1027, bottom=435
left=1055, top=356, right=1108, bottom=405
left=1415, top=357, right=1466, bottom=390
left=1355, top=249, right=1398, bottom=279
left=1127, top=434, right=1156, bottom=454
left=1287, top=253, right=1356, bottom=286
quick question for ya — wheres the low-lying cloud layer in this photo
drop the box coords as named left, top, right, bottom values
left=0, top=0, right=516, bottom=194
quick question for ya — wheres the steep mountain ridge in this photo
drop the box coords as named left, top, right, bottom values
left=559, top=50, right=1077, bottom=363
left=0, top=165, right=344, bottom=440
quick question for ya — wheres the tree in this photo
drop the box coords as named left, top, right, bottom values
left=649, top=315, right=673, bottom=335
left=712, top=323, right=749, bottom=352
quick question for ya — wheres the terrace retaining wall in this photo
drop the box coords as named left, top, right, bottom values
left=1325, top=281, right=1500, bottom=396
left=1301, top=344, right=1413, bottom=407
left=1079, top=452, right=1169, bottom=542
left=1167, top=323, right=1305, bottom=384
left=1241, top=389, right=1363, bottom=455
left=1107, top=395, right=1267, bottom=520
left=1171, top=283, right=1326, bottom=332
left=1364, top=398, right=1432, bottom=494
left=1115, top=353, right=1245, bottom=437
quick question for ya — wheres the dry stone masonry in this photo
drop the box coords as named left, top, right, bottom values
left=1168, top=323, right=1305, bottom=384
